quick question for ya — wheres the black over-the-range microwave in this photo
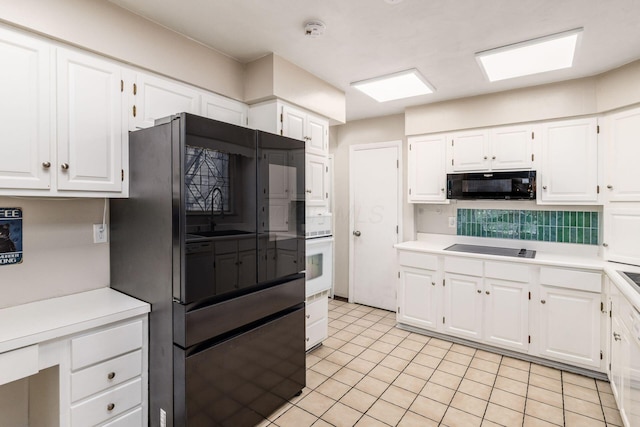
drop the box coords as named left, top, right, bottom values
left=447, top=170, right=536, bottom=200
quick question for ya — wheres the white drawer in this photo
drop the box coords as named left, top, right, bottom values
left=71, top=350, right=142, bottom=402
left=306, top=297, right=328, bottom=326
left=398, top=251, right=438, bottom=270
left=540, top=267, right=601, bottom=293
left=0, top=344, right=38, bottom=386
left=71, top=320, right=143, bottom=370
left=100, top=407, right=142, bottom=427
left=444, top=256, right=483, bottom=276
left=306, top=317, right=328, bottom=351
left=485, top=261, right=531, bottom=283
left=71, top=378, right=142, bottom=427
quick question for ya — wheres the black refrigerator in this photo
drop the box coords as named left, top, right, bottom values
left=110, top=113, right=306, bottom=427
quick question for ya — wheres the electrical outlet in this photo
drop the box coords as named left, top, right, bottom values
left=448, top=217, right=456, bottom=228
left=93, top=224, right=108, bottom=243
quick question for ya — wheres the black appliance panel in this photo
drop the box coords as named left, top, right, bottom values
left=444, top=244, right=536, bottom=259
left=447, top=171, right=536, bottom=200
left=257, top=131, right=306, bottom=283
left=619, top=271, right=640, bottom=293
left=174, top=307, right=305, bottom=427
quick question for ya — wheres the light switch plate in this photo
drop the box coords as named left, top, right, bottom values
left=448, top=217, right=456, bottom=228
left=93, top=224, right=108, bottom=243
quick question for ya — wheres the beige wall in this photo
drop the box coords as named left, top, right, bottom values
left=0, top=197, right=109, bottom=309
left=0, top=0, right=244, bottom=101
left=596, top=60, right=640, bottom=112
left=331, top=114, right=412, bottom=298
left=245, top=54, right=346, bottom=123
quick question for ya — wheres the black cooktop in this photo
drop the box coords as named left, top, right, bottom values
left=619, top=271, right=640, bottom=292
left=444, top=244, right=536, bottom=259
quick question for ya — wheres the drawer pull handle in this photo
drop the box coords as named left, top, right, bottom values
left=107, top=372, right=116, bottom=380
left=107, top=403, right=115, bottom=411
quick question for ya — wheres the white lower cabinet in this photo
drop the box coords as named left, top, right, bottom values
left=306, top=292, right=329, bottom=351
left=537, top=267, right=603, bottom=369
left=398, top=267, right=439, bottom=331
left=443, top=272, right=483, bottom=341
left=483, top=278, right=529, bottom=352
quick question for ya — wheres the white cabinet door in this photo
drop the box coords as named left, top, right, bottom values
left=281, top=105, right=305, bottom=141
left=539, top=118, right=598, bottom=204
left=57, top=48, right=123, bottom=192
left=604, top=107, right=640, bottom=202
left=306, top=113, right=328, bottom=156
left=443, top=273, right=483, bottom=340
left=408, top=134, right=447, bottom=203
left=450, top=130, right=490, bottom=172
left=538, top=286, right=601, bottom=368
left=0, top=27, right=52, bottom=190
left=398, top=267, right=439, bottom=331
left=489, top=125, right=534, bottom=170
left=483, top=278, right=529, bottom=352
left=201, top=93, right=247, bottom=127
left=603, top=206, right=640, bottom=265
left=133, top=73, right=200, bottom=129
left=610, top=313, right=631, bottom=427
left=306, top=154, right=329, bottom=208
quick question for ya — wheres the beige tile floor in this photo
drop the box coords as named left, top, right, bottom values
left=258, top=298, right=623, bottom=427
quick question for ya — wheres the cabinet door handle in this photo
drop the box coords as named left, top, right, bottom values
left=42, top=161, right=51, bottom=169
left=476, top=289, right=481, bottom=294
left=353, top=230, right=361, bottom=237
left=306, top=337, right=310, bottom=342
left=107, top=372, right=116, bottom=380
left=61, top=163, right=69, bottom=170
left=485, top=291, right=490, bottom=295
left=306, top=314, right=310, bottom=319
left=541, top=299, right=546, bottom=304
left=542, top=186, right=547, bottom=190
left=492, top=156, right=496, bottom=160
left=440, top=188, right=445, bottom=192
left=107, top=403, right=115, bottom=411
left=602, top=243, right=609, bottom=247
left=607, top=185, right=613, bottom=189
left=431, top=282, right=436, bottom=286
left=613, top=332, right=621, bottom=341
left=483, top=156, right=488, bottom=160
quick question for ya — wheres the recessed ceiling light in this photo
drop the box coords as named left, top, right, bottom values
left=351, top=69, right=435, bottom=102
left=476, top=28, right=583, bottom=82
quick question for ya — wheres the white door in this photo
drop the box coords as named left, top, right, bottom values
left=133, top=72, right=200, bottom=129
left=450, top=130, right=490, bottom=172
left=408, top=134, right=447, bottom=203
left=398, top=267, right=439, bottom=331
left=443, top=273, right=483, bottom=340
left=56, top=48, right=123, bottom=192
left=0, top=27, right=52, bottom=190
left=350, top=142, right=401, bottom=311
left=483, top=278, right=529, bottom=352
left=489, top=125, right=534, bottom=170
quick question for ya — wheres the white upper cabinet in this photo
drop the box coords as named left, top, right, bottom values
left=132, top=73, right=201, bottom=129
left=448, top=124, right=534, bottom=172
left=282, top=105, right=329, bottom=156
left=489, top=125, right=535, bottom=170
left=0, top=27, right=52, bottom=191
left=449, top=129, right=490, bottom=172
left=539, top=117, right=599, bottom=204
left=603, top=107, right=640, bottom=202
left=408, top=134, right=447, bottom=203
left=305, top=153, right=329, bottom=208
left=281, top=105, right=306, bottom=140
left=603, top=205, right=640, bottom=265
left=201, top=93, right=247, bottom=127
left=56, top=48, right=123, bottom=193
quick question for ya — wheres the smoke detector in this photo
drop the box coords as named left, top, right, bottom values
left=304, top=21, right=326, bottom=38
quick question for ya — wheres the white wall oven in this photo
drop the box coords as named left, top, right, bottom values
left=306, top=213, right=333, bottom=297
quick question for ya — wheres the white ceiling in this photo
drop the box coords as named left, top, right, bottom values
left=109, top=0, right=640, bottom=122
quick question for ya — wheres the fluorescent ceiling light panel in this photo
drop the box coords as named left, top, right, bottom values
left=351, top=69, right=434, bottom=102
left=476, top=28, right=583, bottom=82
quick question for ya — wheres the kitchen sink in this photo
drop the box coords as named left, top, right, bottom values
left=444, top=244, right=536, bottom=259
left=187, top=230, right=253, bottom=238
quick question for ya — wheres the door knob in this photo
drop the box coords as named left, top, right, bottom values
left=61, top=163, right=69, bottom=170
left=485, top=291, right=490, bottom=295
left=542, top=186, right=547, bottom=190
left=42, top=161, right=51, bottom=169
left=541, top=299, right=546, bottom=304
left=477, top=289, right=481, bottom=293
left=353, top=230, right=361, bottom=237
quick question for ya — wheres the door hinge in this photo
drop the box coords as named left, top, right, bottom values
left=597, top=185, right=600, bottom=194
left=531, top=154, right=535, bottom=161
left=597, top=125, right=600, bottom=134
left=280, top=129, right=283, bottom=136
left=398, top=272, right=400, bottom=279
left=451, top=139, right=454, bottom=147
left=451, top=159, right=454, bottom=166
left=442, top=279, right=445, bottom=286
left=409, top=144, right=412, bottom=151
left=397, top=160, right=399, bottom=169
left=396, top=225, right=399, bottom=234
left=132, top=105, right=137, bottom=117
left=528, top=292, right=531, bottom=300
left=120, top=80, right=123, bottom=92
left=280, top=113, right=283, bottom=123
left=121, top=169, right=124, bottom=181
left=609, top=363, right=611, bottom=371
left=601, top=302, right=604, bottom=312
left=531, top=131, right=534, bottom=139
left=326, top=166, right=328, bottom=172
left=133, top=83, right=137, bottom=96
left=443, top=316, right=445, bottom=324
left=325, top=192, right=328, bottom=199
left=528, top=335, right=531, bottom=344
left=409, top=188, right=412, bottom=195
left=398, top=306, right=400, bottom=314
left=600, top=351, right=603, bottom=360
